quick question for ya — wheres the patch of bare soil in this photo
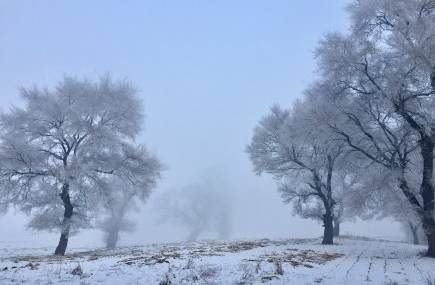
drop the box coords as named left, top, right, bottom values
left=245, top=248, right=344, bottom=268
left=2, top=238, right=317, bottom=268
left=115, top=239, right=317, bottom=266
left=119, top=251, right=183, bottom=266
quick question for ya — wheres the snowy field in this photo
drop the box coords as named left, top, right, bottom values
left=0, top=236, right=434, bottom=285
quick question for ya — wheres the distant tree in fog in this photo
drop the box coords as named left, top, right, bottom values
left=98, top=148, right=161, bottom=248
left=0, top=75, right=162, bottom=255
left=99, top=190, right=136, bottom=248
left=247, top=99, right=351, bottom=245
left=156, top=180, right=231, bottom=242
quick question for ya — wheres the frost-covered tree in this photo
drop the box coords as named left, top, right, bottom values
left=99, top=182, right=136, bottom=249
left=332, top=172, right=353, bottom=238
left=0, top=76, right=161, bottom=255
left=156, top=179, right=232, bottom=242
left=307, top=81, right=419, bottom=238
left=396, top=197, right=425, bottom=245
left=344, top=156, right=425, bottom=244
left=98, top=146, right=161, bottom=248
left=247, top=100, right=349, bottom=245
left=402, top=220, right=426, bottom=245
left=315, top=0, right=435, bottom=256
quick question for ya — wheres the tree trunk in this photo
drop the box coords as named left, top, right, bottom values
left=424, top=69, right=435, bottom=255
left=426, top=232, right=435, bottom=257
left=322, top=157, right=335, bottom=245
left=420, top=136, right=435, bottom=257
left=412, top=231, right=419, bottom=245
left=322, top=210, right=334, bottom=245
left=54, top=183, right=73, bottom=256
left=333, top=217, right=340, bottom=237
left=409, top=224, right=419, bottom=245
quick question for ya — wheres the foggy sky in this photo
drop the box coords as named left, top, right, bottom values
left=0, top=0, right=401, bottom=249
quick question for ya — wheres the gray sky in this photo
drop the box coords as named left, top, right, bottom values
left=0, top=0, right=401, bottom=248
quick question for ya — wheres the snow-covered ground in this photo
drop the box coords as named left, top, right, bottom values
left=0, top=236, right=433, bottom=284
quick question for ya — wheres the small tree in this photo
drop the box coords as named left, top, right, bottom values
left=99, top=185, right=136, bottom=248
left=247, top=102, right=348, bottom=244
left=0, top=75, right=159, bottom=255
left=98, top=146, right=161, bottom=248
left=332, top=172, right=350, bottom=237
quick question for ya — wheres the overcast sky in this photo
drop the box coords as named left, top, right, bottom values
left=0, top=0, right=401, bottom=249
